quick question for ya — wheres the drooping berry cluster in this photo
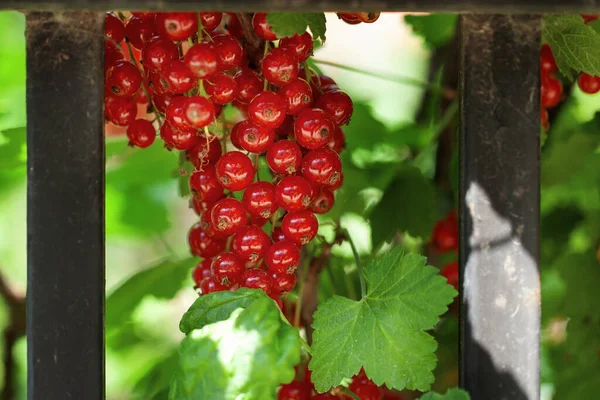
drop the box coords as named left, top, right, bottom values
left=103, top=12, right=351, bottom=308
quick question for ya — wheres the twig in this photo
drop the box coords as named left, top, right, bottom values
left=235, top=13, right=265, bottom=70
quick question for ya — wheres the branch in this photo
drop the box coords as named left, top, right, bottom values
left=235, top=13, right=266, bottom=70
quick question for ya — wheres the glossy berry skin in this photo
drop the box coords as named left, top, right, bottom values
left=266, top=140, right=303, bottom=175
left=160, top=121, right=198, bottom=151
left=328, top=127, right=346, bottom=153
left=327, top=171, right=344, bottom=191
left=294, top=108, right=335, bottom=150
left=210, top=198, right=248, bottom=236
left=310, top=187, right=335, bottom=214
left=189, top=165, right=224, bottom=204
left=106, top=61, right=142, bottom=98
left=125, top=16, right=155, bottom=49
left=183, top=96, right=216, bottom=128
left=205, top=72, right=239, bottom=104
left=271, top=226, right=287, bottom=244
left=262, top=47, right=299, bottom=86
left=540, top=44, right=557, bottom=75
left=248, top=91, right=287, bottom=128
left=357, top=12, right=381, bottom=23
left=315, top=90, right=354, bottom=126
left=235, top=68, right=263, bottom=103
left=430, top=215, right=458, bottom=253
left=105, top=39, right=125, bottom=67
left=187, top=136, right=222, bottom=167
left=184, top=43, right=219, bottom=79
left=199, top=276, right=228, bottom=294
left=188, top=223, right=227, bottom=258
left=142, top=36, right=179, bottom=72
left=232, top=225, right=271, bottom=263
left=126, top=119, right=156, bottom=148
left=441, top=261, right=459, bottom=290
left=241, top=268, right=274, bottom=294
left=200, top=208, right=228, bottom=238
left=242, top=181, right=278, bottom=219
left=277, top=381, right=311, bottom=400
left=213, top=34, right=244, bottom=70
left=252, top=12, right=277, bottom=40
left=199, top=12, right=223, bottom=31
left=301, top=148, right=343, bottom=186
left=211, top=252, right=245, bottom=286
left=275, top=176, right=313, bottom=211
left=154, top=12, right=197, bottom=41
left=281, top=210, right=318, bottom=245
left=265, top=240, right=301, bottom=274
left=105, top=95, right=137, bottom=126
left=279, top=32, right=314, bottom=62
left=215, top=151, right=255, bottom=191
left=161, top=59, right=195, bottom=94
left=541, top=74, right=563, bottom=109
left=352, top=383, right=383, bottom=400
left=105, top=12, right=125, bottom=43
left=577, top=72, right=600, bottom=94
left=192, top=259, right=212, bottom=286
left=235, top=120, right=276, bottom=153
left=271, top=272, right=296, bottom=295
left=166, top=96, right=195, bottom=132
left=280, top=79, right=313, bottom=115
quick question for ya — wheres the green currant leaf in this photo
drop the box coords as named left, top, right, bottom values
left=179, top=288, right=269, bottom=334
left=309, top=248, right=457, bottom=393
left=169, top=296, right=302, bottom=400
left=418, top=388, right=470, bottom=400
left=266, top=13, right=326, bottom=42
left=542, top=15, right=600, bottom=80
left=0, top=127, right=25, bottom=169
left=404, top=14, right=458, bottom=48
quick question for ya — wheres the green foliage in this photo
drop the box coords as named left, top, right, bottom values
left=170, top=292, right=302, bottom=400
left=418, top=388, right=470, bottom=400
left=404, top=14, right=458, bottom=48
left=309, top=248, right=456, bottom=393
left=266, top=13, right=326, bottom=42
left=0, top=127, right=25, bottom=169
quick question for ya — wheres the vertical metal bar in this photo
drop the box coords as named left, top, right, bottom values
left=458, top=14, right=541, bottom=400
left=26, top=12, right=105, bottom=400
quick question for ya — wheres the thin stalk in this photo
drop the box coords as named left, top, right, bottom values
left=263, top=41, right=270, bottom=91
left=344, top=229, right=366, bottom=298
left=124, top=41, right=163, bottom=124
left=343, top=388, right=361, bottom=400
left=432, top=100, right=458, bottom=140
left=294, top=255, right=312, bottom=328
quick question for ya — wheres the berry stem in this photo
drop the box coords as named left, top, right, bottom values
left=343, top=388, right=361, bottom=400
left=124, top=40, right=163, bottom=124
left=433, top=99, right=458, bottom=140
left=294, top=253, right=312, bottom=328
left=344, top=229, right=366, bottom=298
left=263, top=41, right=270, bottom=91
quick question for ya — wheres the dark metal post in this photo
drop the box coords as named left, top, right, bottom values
left=26, top=12, right=105, bottom=400
left=458, top=15, right=541, bottom=400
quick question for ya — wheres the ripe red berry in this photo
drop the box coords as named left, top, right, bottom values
left=235, top=68, right=263, bottom=103
left=265, top=240, right=301, bottom=274
left=541, top=74, right=563, bottom=109
left=105, top=95, right=137, bottom=126
left=184, top=42, right=219, bottom=79
left=242, top=181, right=278, bottom=219
left=281, top=210, right=319, bottom=245
left=211, top=252, right=245, bottom=286
left=301, top=148, right=343, bottom=186
left=275, top=115, right=295, bottom=137
left=213, top=34, right=244, bottom=70
left=280, top=79, right=313, bottom=115
left=328, top=126, right=346, bottom=153
left=352, top=383, right=382, bottom=400
left=166, top=96, right=195, bottom=132
left=215, top=151, right=255, bottom=191
left=357, top=12, right=381, bottom=23
left=161, top=59, right=196, bottom=94
left=582, top=14, right=599, bottom=23
left=431, top=215, right=458, bottom=253
left=187, top=135, right=222, bottom=167
left=309, top=187, right=335, bottom=214
left=315, top=90, right=354, bottom=126
left=294, top=108, right=335, bottom=150
left=160, top=121, right=199, bottom=151
left=275, top=176, right=313, bottom=211
left=234, top=120, right=276, bottom=153
left=205, top=72, right=239, bottom=104
left=271, top=226, right=287, bottom=244
left=266, top=140, right=303, bottom=175
left=200, top=207, right=228, bottom=238
left=338, top=13, right=362, bottom=24
left=154, top=12, right=197, bottom=41
left=540, top=44, right=557, bottom=75
left=441, top=261, right=459, bottom=290
left=241, top=268, right=274, bottom=294
left=199, top=276, right=228, bottom=294
left=210, top=198, right=248, bottom=235
left=126, top=119, right=156, bottom=148
left=279, top=32, right=314, bottom=62
left=271, top=272, right=296, bottom=295
left=541, top=107, right=549, bottom=130
left=106, top=60, right=143, bottom=98
left=252, top=12, right=277, bottom=41
left=192, top=259, right=212, bottom=286
left=327, top=171, right=344, bottom=191
left=125, top=16, right=155, bottom=49
left=105, top=12, right=125, bottom=43
left=141, top=36, right=179, bottom=72
left=105, top=39, right=125, bottom=67
left=188, top=223, right=227, bottom=258
left=232, top=225, right=272, bottom=263
left=262, top=47, right=299, bottom=86
left=277, top=381, right=311, bottom=400
left=189, top=165, right=224, bottom=204
left=182, top=96, right=216, bottom=128
left=577, top=72, right=600, bottom=94
left=248, top=91, right=287, bottom=128
left=199, top=12, right=223, bottom=31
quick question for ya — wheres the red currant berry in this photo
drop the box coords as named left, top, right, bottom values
left=105, top=39, right=125, bottom=67
left=315, top=90, right=354, bottom=126
left=141, top=36, right=179, bottom=72
left=540, top=44, right=557, bottom=75
left=126, top=119, right=156, bottom=148
left=125, top=16, right=155, bottom=49
left=160, top=121, right=199, bottom=151
left=541, top=107, right=549, bottom=130
left=215, top=151, right=255, bottom=191
left=199, top=276, right=228, bottom=294
left=265, top=240, right=301, bottom=274
left=279, top=32, right=314, bottom=62
left=248, top=91, right=287, bottom=128
left=152, top=92, right=175, bottom=113
left=271, top=272, right=296, bottom=295
left=275, top=115, right=295, bottom=137
left=582, top=14, right=599, bottom=23
left=235, top=119, right=276, bottom=153
left=328, top=127, right=346, bottom=153
left=242, top=181, right=278, bottom=219
left=199, top=12, right=223, bottom=31
left=280, top=79, right=313, bottom=115
left=271, top=226, right=287, bottom=244
left=338, top=13, right=362, bottom=24
left=192, top=259, right=212, bottom=286
left=213, top=34, right=244, bottom=70
left=578, top=72, right=600, bottom=94
left=166, top=97, right=195, bottom=132
left=235, top=68, right=263, bottom=103
left=183, top=96, right=216, bottom=128
left=275, top=176, right=313, bottom=211
left=232, top=225, right=271, bottom=263
left=187, top=135, right=222, bottom=167
left=200, top=207, right=228, bottom=238
left=106, top=60, right=142, bottom=98
left=241, top=268, right=274, bottom=294
left=205, top=72, right=239, bottom=104
left=252, top=12, right=277, bottom=41
left=266, top=140, right=303, bottom=175
left=184, top=42, right=219, bottom=79
left=541, top=74, right=563, bottom=109
left=210, top=198, right=248, bottom=235
left=301, top=148, right=342, bottom=186
left=211, top=252, right=245, bottom=286
left=357, top=12, right=381, bottom=23
left=431, top=216, right=458, bottom=253
left=188, top=223, right=227, bottom=258
left=131, top=12, right=156, bottom=21
left=262, top=47, right=299, bottom=86
left=309, top=187, right=335, bottom=214
left=441, top=261, right=459, bottom=290
left=294, top=108, right=335, bottom=150
left=105, top=12, right=125, bottom=43
left=327, top=171, right=344, bottom=191
left=154, top=12, right=197, bottom=41
left=251, top=215, right=269, bottom=227
left=281, top=210, right=318, bottom=245
left=277, top=381, right=311, bottom=400
left=161, top=59, right=196, bottom=94
left=105, top=95, right=137, bottom=126
left=352, top=383, right=382, bottom=400
left=189, top=165, right=224, bottom=204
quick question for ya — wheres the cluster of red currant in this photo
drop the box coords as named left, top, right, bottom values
left=103, top=11, right=351, bottom=309
left=430, top=211, right=459, bottom=291
left=336, top=12, right=381, bottom=25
